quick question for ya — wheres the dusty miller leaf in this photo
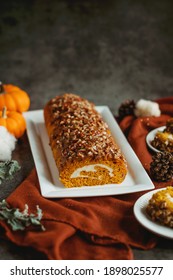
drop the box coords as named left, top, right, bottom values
left=0, top=200, right=45, bottom=231
left=0, top=160, right=21, bottom=184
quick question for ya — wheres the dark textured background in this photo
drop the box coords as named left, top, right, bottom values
left=0, top=0, right=173, bottom=260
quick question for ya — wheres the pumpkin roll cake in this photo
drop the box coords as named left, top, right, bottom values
left=44, top=93, right=127, bottom=188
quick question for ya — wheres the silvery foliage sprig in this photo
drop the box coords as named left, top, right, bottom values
left=0, top=160, right=21, bottom=184
left=0, top=200, right=45, bottom=231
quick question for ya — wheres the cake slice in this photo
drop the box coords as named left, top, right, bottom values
left=146, top=187, right=173, bottom=228
left=151, top=118, right=173, bottom=153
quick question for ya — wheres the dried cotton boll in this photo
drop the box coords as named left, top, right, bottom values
left=0, top=126, right=17, bottom=161
left=0, top=126, right=16, bottom=151
left=134, top=99, right=161, bottom=117
left=0, top=139, right=12, bottom=161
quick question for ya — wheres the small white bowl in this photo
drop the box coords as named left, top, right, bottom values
left=146, top=126, right=166, bottom=153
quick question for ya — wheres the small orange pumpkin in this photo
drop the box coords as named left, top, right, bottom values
left=0, top=82, right=30, bottom=113
left=0, top=107, right=26, bottom=138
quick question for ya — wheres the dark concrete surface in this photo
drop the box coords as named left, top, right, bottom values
left=0, top=0, right=173, bottom=260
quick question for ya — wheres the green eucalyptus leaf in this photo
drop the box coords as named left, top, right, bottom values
left=0, top=160, right=21, bottom=184
left=0, top=200, right=45, bottom=231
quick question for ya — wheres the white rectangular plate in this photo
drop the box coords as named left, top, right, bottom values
left=24, top=107, right=154, bottom=198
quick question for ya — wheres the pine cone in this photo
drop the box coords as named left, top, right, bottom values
left=150, top=152, right=173, bottom=181
left=118, top=99, right=136, bottom=119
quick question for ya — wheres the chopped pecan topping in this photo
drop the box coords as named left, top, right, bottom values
left=47, top=93, right=124, bottom=168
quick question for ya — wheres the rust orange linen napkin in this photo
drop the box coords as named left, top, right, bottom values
left=0, top=97, right=173, bottom=260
